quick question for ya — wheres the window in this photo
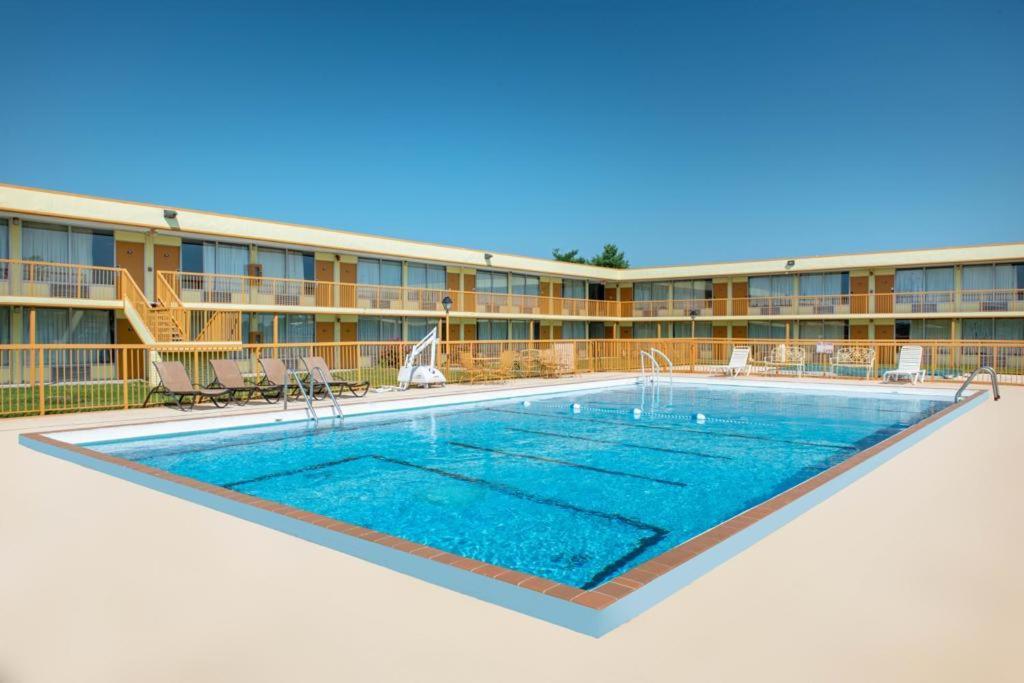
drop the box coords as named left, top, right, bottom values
left=671, top=280, right=713, bottom=304
left=671, top=321, right=713, bottom=338
left=181, top=241, right=204, bottom=272
left=242, top=314, right=314, bottom=343
left=562, top=279, right=587, bottom=299
left=748, top=321, right=789, bottom=339
left=633, top=322, right=658, bottom=338
left=797, top=321, right=849, bottom=339
left=962, top=318, right=1024, bottom=341
left=357, top=258, right=402, bottom=286
left=510, top=320, right=532, bottom=340
left=25, top=308, right=114, bottom=344
left=476, top=319, right=509, bottom=340
left=748, top=275, right=794, bottom=298
left=798, top=272, right=849, bottom=296
left=476, top=270, right=509, bottom=293
left=894, top=267, right=954, bottom=301
left=634, top=281, right=670, bottom=302
left=510, top=274, right=540, bottom=297
left=406, top=318, right=440, bottom=341
left=257, top=248, right=311, bottom=280
left=895, top=319, right=952, bottom=340
left=0, top=218, right=7, bottom=260
left=201, top=242, right=248, bottom=275
left=561, top=321, right=587, bottom=339
left=21, top=222, right=114, bottom=267
left=357, top=316, right=402, bottom=342
left=407, top=263, right=447, bottom=290
left=962, top=264, right=1023, bottom=308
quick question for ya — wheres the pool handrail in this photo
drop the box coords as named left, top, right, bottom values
left=955, top=366, right=1000, bottom=402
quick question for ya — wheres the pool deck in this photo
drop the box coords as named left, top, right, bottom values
left=1, top=374, right=1021, bottom=682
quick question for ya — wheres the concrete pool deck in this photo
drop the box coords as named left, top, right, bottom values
left=1, top=374, right=1021, bottom=682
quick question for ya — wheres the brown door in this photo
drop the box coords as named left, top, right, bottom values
left=462, top=323, right=477, bottom=341
left=339, top=262, right=356, bottom=307
left=315, top=322, right=334, bottom=343
left=733, top=325, right=747, bottom=339
left=116, top=241, right=146, bottom=292
left=850, top=324, right=869, bottom=340
left=446, top=272, right=460, bottom=312
left=620, top=325, right=632, bottom=339
left=619, top=287, right=633, bottom=317
left=315, top=260, right=335, bottom=307
left=153, top=245, right=180, bottom=295
left=340, top=322, right=357, bottom=342
left=732, top=281, right=748, bottom=316
left=604, top=325, right=616, bottom=339
left=713, top=282, right=728, bottom=316
left=874, top=324, right=894, bottom=340
left=115, top=318, right=144, bottom=379
left=539, top=281, right=552, bottom=315
left=875, top=274, right=894, bottom=314
left=712, top=325, right=729, bottom=362
left=874, top=323, right=896, bottom=367
left=850, top=275, right=869, bottom=314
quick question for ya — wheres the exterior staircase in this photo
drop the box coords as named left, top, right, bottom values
left=120, top=270, right=240, bottom=344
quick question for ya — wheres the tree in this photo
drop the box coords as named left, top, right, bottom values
left=589, top=243, right=630, bottom=269
left=552, top=248, right=587, bottom=264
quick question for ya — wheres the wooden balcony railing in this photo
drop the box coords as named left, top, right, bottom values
left=0, top=258, right=123, bottom=300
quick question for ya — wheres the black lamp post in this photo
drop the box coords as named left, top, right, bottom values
left=442, top=295, right=453, bottom=370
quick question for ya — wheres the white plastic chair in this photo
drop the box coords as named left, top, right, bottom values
left=883, top=345, right=925, bottom=384
left=720, top=346, right=751, bottom=376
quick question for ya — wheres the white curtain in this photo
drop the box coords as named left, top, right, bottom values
left=69, top=230, right=93, bottom=266
left=563, top=279, right=586, bottom=299
left=70, top=309, right=112, bottom=343
left=561, top=321, right=586, bottom=339
left=258, top=249, right=286, bottom=278
left=510, top=320, right=531, bottom=340
left=22, top=224, right=68, bottom=263
left=284, top=314, right=314, bottom=343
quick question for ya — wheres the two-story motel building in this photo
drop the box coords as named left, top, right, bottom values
left=0, top=183, right=1022, bottom=354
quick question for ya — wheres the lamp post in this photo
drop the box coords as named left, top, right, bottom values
left=442, top=295, right=453, bottom=373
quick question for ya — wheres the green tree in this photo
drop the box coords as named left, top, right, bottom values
left=552, top=248, right=587, bottom=264
left=589, top=243, right=630, bottom=269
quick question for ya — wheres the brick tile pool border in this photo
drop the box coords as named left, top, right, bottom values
left=20, top=384, right=985, bottom=636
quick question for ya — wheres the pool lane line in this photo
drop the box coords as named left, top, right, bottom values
left=221, top=455, right=369, bottom=489
left=502, top=427, right=732, bottom=461
left=368, top=454, right=670, bottom=591
left=484, top=407, right=858, bottom=452
left=220, top=448, right=672, bottom=591
left=446, top=441, right=690, bottom=488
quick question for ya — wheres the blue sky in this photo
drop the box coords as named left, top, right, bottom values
left=1, top=0, right=1021, bottom=266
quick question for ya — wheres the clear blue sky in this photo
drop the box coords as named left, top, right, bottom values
left=1, top=0, right=1021, bottom=266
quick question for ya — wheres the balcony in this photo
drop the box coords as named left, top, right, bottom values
left=0, top=258, right=123, bottom=302
left=160, top=271, right=623, bottom=318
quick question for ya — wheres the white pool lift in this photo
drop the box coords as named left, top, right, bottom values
left=397, top=327, right=447, bottom=390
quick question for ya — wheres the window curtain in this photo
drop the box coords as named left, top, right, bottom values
left=70, top=309, right=112, bottom=344
left=0, top=219, right=9, bottom=259
left=510, top=320, right=531, bottom=340
left=748, top=321, right=787, bottom=339
left=258, top=249, right=286, bottom=279
left=562, top=321, right=586, bottom=339
left=633, top=322, right=658, bottom=338
left=357, top=317, right=381, bottom=341
left=563, top=279, right=586, bottom=299
left=477, top=320, right=509, bottom=340
left=407, top=318, right=440, bottom=341
left=69, top=229, right=93, bottom=266
left=22, top=224, right=69, bottom=263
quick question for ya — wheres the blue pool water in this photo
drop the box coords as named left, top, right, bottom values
left=89, top=383, right=949, bottom=589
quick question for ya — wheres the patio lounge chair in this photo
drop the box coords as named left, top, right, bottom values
left=257, top=357, right=297, bottom=399
left=883, top=345, right=925, bottom=384
left=719, top=346, right=751, bottom=376
left=143, top=361, right=232, bottom=410
left=301, top=356, right=370, bottom=398
left=209, top=358, right=282, bottom=404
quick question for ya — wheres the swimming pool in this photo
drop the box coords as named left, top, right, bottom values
left=23, top=378, right=980, bottom=635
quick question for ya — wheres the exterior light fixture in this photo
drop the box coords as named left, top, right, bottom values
left=484, top=252, right=493, bottom=264
left=785, top=259, right=796, bottom=268
left=441, top=295, right=453, bottom=314
left=163, top=209, right=177, bottom=220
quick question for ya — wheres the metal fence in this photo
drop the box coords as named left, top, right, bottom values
left=0, top=338, right=1020, bottom=417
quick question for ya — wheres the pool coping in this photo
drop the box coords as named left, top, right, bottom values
left=18, top=380, right=987, bottom=637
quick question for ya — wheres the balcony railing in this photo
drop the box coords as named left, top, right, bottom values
left=160, top=271, right=624, bottom=317
left=631, top=290, right=1024, bottom=317
left=0, top=258, right=123, bottom=300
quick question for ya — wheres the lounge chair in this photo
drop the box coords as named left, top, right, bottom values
left=257, top=357, right=296, bottom=399
left=143, top=361, right=232, bottom=410
left=883, top=345, right=925, bottom=384
left=719, top=346, right=751, bottom=376
left=300, top=356, right=370, bottom=398
left=209, top=358, right=282, bottom=404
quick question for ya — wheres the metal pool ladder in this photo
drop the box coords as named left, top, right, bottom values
left=650, top=348, right=674, bottom=385
left=310, top=365, right=343, bottom=420
left=639, top=350, right=661, bottom=385
left=955, top=366, right=1001, bottom=402
left=283, top=368, right=343, bottom=425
